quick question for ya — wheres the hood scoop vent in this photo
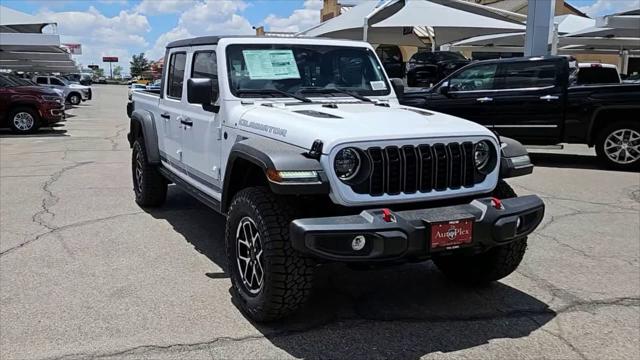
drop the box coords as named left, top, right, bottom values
left=293, top=110, right=342, bottom=119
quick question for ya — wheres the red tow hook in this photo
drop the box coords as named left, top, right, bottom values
left=491, top=197, right=504, bottom=210
left=382, top=208, right=394, bottom=222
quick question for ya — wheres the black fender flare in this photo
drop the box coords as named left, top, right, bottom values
left=499, top=137, right=533, bottom=179
left=221, top=138, right=329, bottom=212
left=586, top=105, right=639, bottom=145
left=127, top=110, right=160, bottom=165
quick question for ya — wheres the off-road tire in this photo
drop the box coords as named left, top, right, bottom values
left=226, top=187, right=314, bottom=322
left=595, top=121, right=640, bottom=171
left=131, top=139, right=167, bottom=207
left=67, top=93, right=81, bottom=105
left=8, top=107, right=40, bottom=134
left=433, top=180, right=527, bottom=285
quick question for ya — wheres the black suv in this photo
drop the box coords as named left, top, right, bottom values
left=406, top=51, right=470, bottom=87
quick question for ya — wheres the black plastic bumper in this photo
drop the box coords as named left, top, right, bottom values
left=290, top=195, right=544, bottom=262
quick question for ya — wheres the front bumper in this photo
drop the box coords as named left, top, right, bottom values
left=41, top=104, right=65, bottom=124
left=290, top=195, right=544, bottom=262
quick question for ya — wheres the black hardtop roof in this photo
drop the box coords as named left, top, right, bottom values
left=165, top=35, right=348, bottom=49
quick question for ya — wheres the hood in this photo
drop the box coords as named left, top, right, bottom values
left=237, top=101, right=495, bottom=152
left=11, top=86, right=61, bottom=96
left=68, top=83, right=89, bottom=90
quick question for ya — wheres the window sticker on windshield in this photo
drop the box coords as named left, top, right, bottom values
left=242, top=50, right=300, bottom=80
left=370, top=80, right=387, bottom=90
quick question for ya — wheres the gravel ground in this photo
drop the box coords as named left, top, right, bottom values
left=1, top=85, right=638, bottom=360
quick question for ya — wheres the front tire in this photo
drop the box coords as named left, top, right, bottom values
left=226, top=187, right=314, bottom=322
left=433, top=180, right=527, bottom=285
left=132, top=139, right=167, bottom=207
left=8, top=107, right=40, bottom=134
left=595, top=121, right=640, bottom=170
left=67, top=93, right=81, bottom=105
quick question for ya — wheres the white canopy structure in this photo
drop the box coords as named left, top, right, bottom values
left=298, top=0, right=524, bottom=47
left=0, top=5, right=78, bottom=73
left=450, top=10, right=640, bottom=57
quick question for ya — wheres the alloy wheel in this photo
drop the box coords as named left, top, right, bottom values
left=13, top=112, right=35, bottom=131
left=134, top=148, right=144, bottom=193
left=236, top=216, right=264, bottom=294
left=604, top=128, right=640, bottom=165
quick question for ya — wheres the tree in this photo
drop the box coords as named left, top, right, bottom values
left=130, top=53, right=150, bottom=78
left=113, top=65, right=122, bottom=78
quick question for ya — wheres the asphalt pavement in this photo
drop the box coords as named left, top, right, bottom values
left=1, top=85, right=638, bottom=359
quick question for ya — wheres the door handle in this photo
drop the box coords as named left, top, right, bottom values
left=540, top=95, right=559, bottom=101
left=476, top=97, right=493, bottom=103
left=180, top=118, right=193, bottom=127
left=160, top=113, right=170, bottom=119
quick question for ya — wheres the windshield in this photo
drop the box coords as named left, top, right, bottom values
left=226, top=44, right=390, bottom=98
left=576, top=67, right=620, bottom=84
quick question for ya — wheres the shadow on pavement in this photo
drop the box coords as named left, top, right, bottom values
left=147, top=186, right=555, bottom=358
left=0, top=128, right=69, bottom=138
left=529, top=152, right=600, bottom=170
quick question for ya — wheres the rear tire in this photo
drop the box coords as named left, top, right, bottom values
left=595, top=121, right=640, bottom=171
left=226, top=187, right=314, bottom=322
left=132, top=139, right=167, bottom=207
left=433, top=180, right=527, bottom=285
left=8, top=107, right=40, bottom=134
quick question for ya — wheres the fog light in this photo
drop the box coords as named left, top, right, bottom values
left=516, top=216, right=522, bottom=230
left=351, top=235, right=366, bottom=251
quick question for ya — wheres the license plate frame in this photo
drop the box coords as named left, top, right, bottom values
left=430, top=218, right=474, bottom=250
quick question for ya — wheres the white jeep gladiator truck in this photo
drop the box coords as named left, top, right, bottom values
left=128, top=36, right=544, bottom=322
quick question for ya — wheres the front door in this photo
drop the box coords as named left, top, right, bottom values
left=180, top=48, right=222, bottom=198
left=486, top=59, right=565, bottom=143
left=158, top=50, right=187, bottom=175
left=426, top=62, right=499, bottom=124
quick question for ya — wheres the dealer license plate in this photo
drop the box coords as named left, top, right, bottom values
left=430, top=219, right=473, bottom=249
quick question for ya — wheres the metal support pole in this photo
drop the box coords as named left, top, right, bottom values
left=524, top=0, right=556, bottom=57
left=109, top=62, right=112, bottom=79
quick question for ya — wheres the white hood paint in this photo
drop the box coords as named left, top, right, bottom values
left=238, top=101, right=496, bottom=152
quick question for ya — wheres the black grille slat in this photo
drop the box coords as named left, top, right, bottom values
left=447, top=143, right=462, bottom=189
left=402, top=146, right=418, bottom=194
left=433, top=144, right=448, bottom=190
left=368, top=148, right=384, bottom=196
left=462, top=142, right=475, bottom=187
left=417, top=145, right=433, bottom=192
left=357, top=141, right=483, bottom=196
left=385, top=146, right=402, bottom=195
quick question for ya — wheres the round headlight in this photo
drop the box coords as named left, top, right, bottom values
left=334, top=148, right=361, bottom=181
left=474, top=141, right=492, bottom=171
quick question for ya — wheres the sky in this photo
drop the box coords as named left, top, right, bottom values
left=2, top=0, right=638, bottom=75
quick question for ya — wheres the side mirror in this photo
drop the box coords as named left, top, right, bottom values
left=187, top=78, right=219, bottom=112
left=390, top=78, right=404, bottom=99
left=440, top=81, right=450, bottom=96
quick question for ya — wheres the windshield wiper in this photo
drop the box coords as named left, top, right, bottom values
left=297, top=87, right=373, bottom=103
left=236, top=89, right=312, bottom=103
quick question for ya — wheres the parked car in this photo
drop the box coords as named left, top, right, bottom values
left=62, top=73, right=93, bottom=86
left=406, top=51, right=470, bottom=87
left=128, top=36, right=544, bottom=321
left=33, top=75, right=92, bottom=105
left=571, top=62, right=621, bottom=85
left=0, top=74, right=65, bottom=133
left=128, top=83, right=147, bottom=101
left=146, top=79, right=161, bottom=92
left=400, top=56, right=640, bottom=170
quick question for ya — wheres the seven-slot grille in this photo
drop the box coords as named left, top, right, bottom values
left=352, top=142, right=478, bottom=196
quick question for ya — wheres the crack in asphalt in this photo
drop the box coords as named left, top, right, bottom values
left=106, top=125, right=127, bottom=151
left=0, top=212, right=144, bottom=257
left=513, top=183, right=639, bottom=212
left=39, top=296, right=639, bottom=360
